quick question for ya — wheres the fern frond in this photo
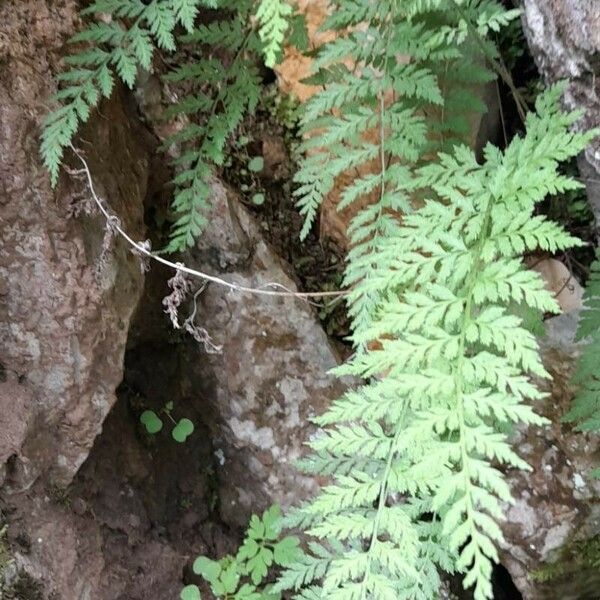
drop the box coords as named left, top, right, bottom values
left=565, top=252, right=600, bottom=432
left=282, top=77, right=593, bottom=599
left=164, top=21, right=262, bottom=251
left=41, top=0, right=207, bottom=186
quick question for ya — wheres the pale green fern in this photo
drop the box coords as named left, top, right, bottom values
left=279, top=0, right=594, bottom=592
left=565, top=252, right=600, bottom=439
left=256, top=0, right=293, bottom=68
left=41, top=0, right=215, bottom=186
left=293, top=0, right=515, bottom=341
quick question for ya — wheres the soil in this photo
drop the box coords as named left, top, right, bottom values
left=221, top=85, right=352, bottom=349
left=0, top=280, right=240, bottom=599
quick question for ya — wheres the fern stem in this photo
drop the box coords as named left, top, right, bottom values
left=359, top=405, right=407, bottom=600
left=69, top=144, right=349, bottom=300
left=350, top=1, right=396, bottom=344
left=452, top=193, right=496, bottom=587
left=358, top=10, right=417, bottom=594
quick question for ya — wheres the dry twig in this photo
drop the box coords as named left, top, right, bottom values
left=69, top=144, right=349, bottom=303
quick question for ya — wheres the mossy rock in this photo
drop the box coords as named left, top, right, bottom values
left=532, top=535, right=600, bottom=583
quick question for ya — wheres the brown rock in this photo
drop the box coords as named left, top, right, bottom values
left=0, top=0, right=151, bottom=489
left=274, top=0, right=337, bottom=102
left=529, top=258, right=584, bottom=313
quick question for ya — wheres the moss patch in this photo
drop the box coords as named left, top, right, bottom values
left=0, top=522, right=45, bottom=600
left=531, top=535, right=600, bottom=583
left=0, top=524, right=12, bottom=574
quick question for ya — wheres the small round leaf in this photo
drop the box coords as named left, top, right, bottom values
left=252, top=193, right=265, bottom=206
left=248, top=156, right=264, bottom=172
left=180, top=584, right=201, bottom=600
left=193, top=556, right=221, bottom=583
left=140, top=410, right=163, bottom=434
left=172, top=418, right=194, bottom=443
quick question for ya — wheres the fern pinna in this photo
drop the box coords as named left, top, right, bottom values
left=40, top=0, right=215, bottom=187
left=279, top=0, right=594, bottom=594
left=41, top=0, right=295, bottom=251
left=565, top=252, right=600, bottom=461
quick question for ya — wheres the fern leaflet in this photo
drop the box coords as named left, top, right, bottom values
left=565, top=252, right=600, bottom=443
left=41, top=0, right=210, bottom=186
left=255, top=0, right=293, bottom=68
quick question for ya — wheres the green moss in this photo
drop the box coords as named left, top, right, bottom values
left=0, top=523, right=46, bottom=599
left=46, top=484, right=71, bottom=507
left=262, top=86, right=300, bottom=135
left=11, top=572, right=45, bottom=600
left=531, top=535, right=600, bottom=583
left=0, top=525, right=12, bottom=573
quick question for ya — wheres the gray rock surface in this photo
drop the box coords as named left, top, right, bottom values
left=521, top=0, right=600, bottom=222
left=179, top=181, right=348, bottom=526
left=0, top=0, right=149, bottom=487
left=499, top=312, right=600, bottom=599
left=133, top=68, right=349, bottom=527
left=511, top=3, right=600, bottom=597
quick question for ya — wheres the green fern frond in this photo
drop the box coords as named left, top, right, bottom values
left=281, top=11, right=594, bottom=583
left=180, top=16, right=247, bottom=48
left=163, top=14, right=262, bottom=251
left=565, top=252, right=600, bottom=432
left=43, top=0, right=270, bottom=250
left=41, top=0, right=209, bottom=186
left=255, top=0, right=293, bottom=67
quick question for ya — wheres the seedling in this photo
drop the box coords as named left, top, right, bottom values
left=247, top=156, right=264, bottom=172
left=140, top=401, right=195, bottom=443
left=181, top=505, right=300, bottom=599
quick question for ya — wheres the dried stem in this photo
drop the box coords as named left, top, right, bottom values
left=69, top=144, right=349, bottom=302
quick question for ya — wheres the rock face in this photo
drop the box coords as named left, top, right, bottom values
left=507, top=4, right=600, bottom=598
left=0, top=1, right=150, bottom=488
left=521, top=0, right=600, bottom=223
left=134, top=66, right=350, bottom=527
left=179, top=181, right=348, bottom=527
left=498, top=313, right=600, bottom=600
